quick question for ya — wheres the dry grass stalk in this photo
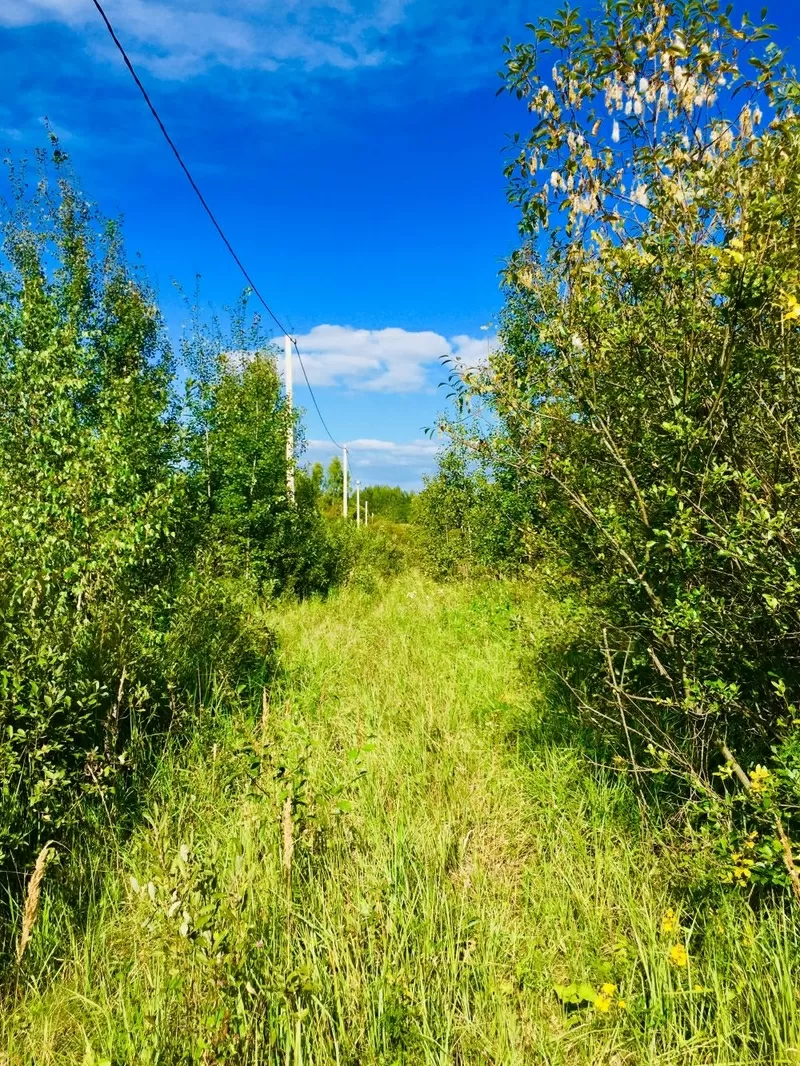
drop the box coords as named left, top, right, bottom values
left=261, top=686, right=269, bottom=738
left=281, top=796, right=294, bottom=876
left=16, top=842, right=54, bottom=962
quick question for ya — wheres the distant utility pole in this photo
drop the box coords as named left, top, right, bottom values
left=342, top=446, right=348, bottom=519
left=356, top=480, right=361, bottom=527
left=364, top=500, right=369, bottom=527
left=285, top=335, right=295, bottom=503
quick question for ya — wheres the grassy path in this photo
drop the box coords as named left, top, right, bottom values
left=3, top=573, right=799, bottom=1064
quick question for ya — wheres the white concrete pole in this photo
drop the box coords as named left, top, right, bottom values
left=342, top=446, right=348, bottom=519
left=365, top=500, right=369, bottom=526
left=285, top=335, right=295, bottom=503
left=356, top=480, right=361, bottom=527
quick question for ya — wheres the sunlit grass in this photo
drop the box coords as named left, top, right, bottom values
left=2, top=572, right=799, bottom=1064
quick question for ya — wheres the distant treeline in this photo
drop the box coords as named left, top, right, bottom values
left=311, top=458, right=415, bottom=523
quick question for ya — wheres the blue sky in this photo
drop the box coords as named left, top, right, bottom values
left=3, top=0, right=799, bottom=488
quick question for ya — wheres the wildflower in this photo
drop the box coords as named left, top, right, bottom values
left=595, top=992, right=613, bottom=1013
left=617, top=999, right=627, bottom=1009
left=601, top=983, right=617, bottom=996
left=750, top=765, right=771, bottom=792
left=732, top=855, right=754, bottom=881
left=661, top=908, right=678, bottom=934
left=669, top=943, right=688, bottom=967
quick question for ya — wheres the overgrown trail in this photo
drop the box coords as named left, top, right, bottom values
left=4, top=575, right=799, bottom=1064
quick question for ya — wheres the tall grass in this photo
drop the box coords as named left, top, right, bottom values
left=2, top=573, right=799, bottom=1064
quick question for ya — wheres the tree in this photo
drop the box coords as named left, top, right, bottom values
left=447, top=0, right=800, bottom=793
left=324, top=456, right=344, bottom=505
left=310, top=462, right=324, bottom=498
left=184, top=348, right=336, bottom=597
left=0, top=149, right=184, bottom=862
left=361, top=485, right=415, bottom=523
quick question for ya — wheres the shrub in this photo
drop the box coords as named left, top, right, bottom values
left=441, top=0, right=800, bottom=828
left=0, top=150, right=185, bottom=863
left=414, top=447, right=536, bottom=577
left=165, top=547, right=277, bottom=696
left=183, top=324, right=338, bottom=598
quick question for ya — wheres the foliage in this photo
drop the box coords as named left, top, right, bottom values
left=414, top=447, right=535, bottom=576
left=6, top=574, right=800, bottom=1064
left=441, top=1, right=800, bottom=812
left=324, top=519, right=413, bottom=593
left=0, top=150, right=185, bottom=866
left=164, top=547, right=277, bottom=697
left=0, top=150, right=332, bottom=876
left=320, top=455, right=344, bottom=510
left=360, top=484, right=415, bottom=523
left=183, top=336, right=337, bottom=598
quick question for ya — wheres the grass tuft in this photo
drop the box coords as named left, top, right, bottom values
left=2, top=573, right=799, bottom=1064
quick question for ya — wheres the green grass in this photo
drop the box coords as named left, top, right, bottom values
left=2, top=572, right=800, bottom=1064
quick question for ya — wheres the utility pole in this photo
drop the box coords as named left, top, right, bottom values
left=356, top=480, right=361, bottom=527
left=342, top=446, right=348, bottom=519
left=365, top=500, right=369, bottom=527
left=284, top=335, right=295, bottom=503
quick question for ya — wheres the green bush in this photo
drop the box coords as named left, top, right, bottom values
left=183, top=342, right=337, bottom=598
left=431, top=0, right=800, bottom=891
left=165, top=547, right=277, bottom=696
left=326, top=520, right=412, bottom=593
left=361, top=484, right=415, bottom=523
left=0, top=151, right=321, bottom=873
left=413, top=447, right=536, bottom=577
left=0, top=153, right=185, bottom=863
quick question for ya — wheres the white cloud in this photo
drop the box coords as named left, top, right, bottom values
left=3, top=0, right=403, bottom=79
left=449, top=333, right=493, bottom=373
left=289, top=324, right=492, bottom=393
left=304, top=435, right=441, bottom=486
left=3, top=0, right=526, bottom=93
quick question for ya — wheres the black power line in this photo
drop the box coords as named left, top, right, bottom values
left=90, top=0, right=343, bottom=450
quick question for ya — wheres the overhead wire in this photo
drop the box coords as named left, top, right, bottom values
left=90, top=0, right=344, bottom=451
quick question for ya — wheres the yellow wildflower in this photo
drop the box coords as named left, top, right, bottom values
left=669, top=943, right=688, bottom=967
left=595, top=993, right=613, bottom=1013
left=749, top=765, right=771, bottom=793
left=617, top=999, right=627, bottom=1009
left=661, top=908, right=678, bottom=934
left=601, top=982, right=617, bottom=996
